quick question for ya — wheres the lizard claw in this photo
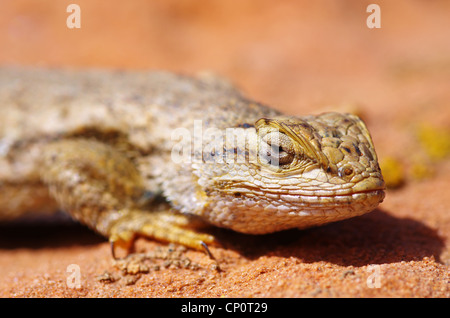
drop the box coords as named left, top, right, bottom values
left=110, top=241, right=119, bottom=260
left=200, top=241, right=215, bottom=260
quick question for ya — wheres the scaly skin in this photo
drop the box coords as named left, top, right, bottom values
left=0, top=68, right=385, bottom=254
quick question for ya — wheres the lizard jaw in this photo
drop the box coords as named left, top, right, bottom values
left=200, top=184, right=384, bottom=234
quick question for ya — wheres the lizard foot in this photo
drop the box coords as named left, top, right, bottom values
left=108, top=209, right=217, bottom=259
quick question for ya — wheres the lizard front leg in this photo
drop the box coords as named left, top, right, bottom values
left=39, top=139, right=215, bottom=257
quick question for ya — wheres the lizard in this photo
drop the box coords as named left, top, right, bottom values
left=0, top=67, right=385, bottom=257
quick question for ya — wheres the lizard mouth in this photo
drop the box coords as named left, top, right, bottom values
left=273, top=188, right=385, bottom=207
left=345, top=188, right=385, bottom=203
left=349, top=177, right=385, bottom=194
left=277, top=176, right=385, bottom=202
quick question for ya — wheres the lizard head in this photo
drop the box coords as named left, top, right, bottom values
left=198, top=112, right=385, bottom=234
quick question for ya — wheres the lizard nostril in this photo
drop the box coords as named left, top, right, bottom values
left=338, top=166, right=354, bottom=178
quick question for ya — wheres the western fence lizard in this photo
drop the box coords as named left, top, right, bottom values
left=0, top=67, right=385, bottom=256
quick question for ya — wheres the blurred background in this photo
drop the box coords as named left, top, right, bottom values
left=1, top=0, right=449, bottom=297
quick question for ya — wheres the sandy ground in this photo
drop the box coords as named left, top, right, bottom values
left=0, top=0, right=449, bottom=298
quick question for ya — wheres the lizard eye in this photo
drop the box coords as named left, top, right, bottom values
left=272, top=144, right=295, bottom=165
left=260, top=132, right=295, bottom=167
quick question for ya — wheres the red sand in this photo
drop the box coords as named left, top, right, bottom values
left=0, top=0, right=449, bottom=297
